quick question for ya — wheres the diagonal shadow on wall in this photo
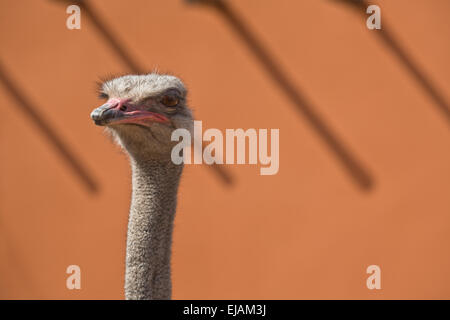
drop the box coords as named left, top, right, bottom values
left=333, top=0, right=450, bottom=123
left=187, top=0, right=374, bottom=191
left=0, top=61, right=99, bottom=194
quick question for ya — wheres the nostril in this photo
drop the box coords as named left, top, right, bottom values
left=120, top=105, right=127, bottom=111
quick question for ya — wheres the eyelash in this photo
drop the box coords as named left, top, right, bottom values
left=165, top=106, right=178, bottom=114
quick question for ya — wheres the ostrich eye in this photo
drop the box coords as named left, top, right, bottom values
left=161, top=95, right=179, bottom=108
left=99, top=92, right=109, bottom=99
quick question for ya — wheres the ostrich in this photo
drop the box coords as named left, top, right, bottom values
left=90, top=73, right=193, bottom=300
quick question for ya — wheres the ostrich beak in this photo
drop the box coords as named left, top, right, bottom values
left=90, top=102, right=118, bottom=125
left=90, top=98, right=169, bottom=126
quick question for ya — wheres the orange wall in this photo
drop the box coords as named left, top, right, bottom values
left=0, top=0, right=449, bottom=299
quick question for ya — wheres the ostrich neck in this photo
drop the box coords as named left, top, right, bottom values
left=125, top=157, right=183, bottom=300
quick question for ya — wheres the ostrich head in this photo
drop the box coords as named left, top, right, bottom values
left=91, top=73, right=193, bottom=160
